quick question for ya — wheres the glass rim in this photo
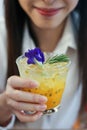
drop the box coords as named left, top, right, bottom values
left=16, top=55, right=71, bottom=69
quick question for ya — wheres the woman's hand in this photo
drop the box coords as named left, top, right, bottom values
left=3, top=76, right=47, bottom=123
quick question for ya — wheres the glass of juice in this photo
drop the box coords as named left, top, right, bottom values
left=16, top=50, right=70, bottom=115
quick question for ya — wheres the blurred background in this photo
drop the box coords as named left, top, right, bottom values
left=0, top=0, right=4, bottom=18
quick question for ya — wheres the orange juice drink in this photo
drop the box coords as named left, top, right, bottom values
left=16, top=55, right=70, bottom=113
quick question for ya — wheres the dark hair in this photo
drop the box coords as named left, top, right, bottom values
left=4, top=0, right=87, bottom=111
left=77, top=0, right=87, bottom=111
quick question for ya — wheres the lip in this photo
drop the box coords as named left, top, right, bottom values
left=34, top=7, right=63, bottom=17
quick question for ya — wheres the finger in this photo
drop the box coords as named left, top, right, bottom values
left=7, top=76, right=39, bottom=89
left=13, top=110, right=43, bottom=122
left=7, top=98, right=47, bottom=112
left=8, top=89, right=47, bottom=104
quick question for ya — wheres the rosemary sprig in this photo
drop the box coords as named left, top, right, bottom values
left=45, top=54, right=70, bottom=64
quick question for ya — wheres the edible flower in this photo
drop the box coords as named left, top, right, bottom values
left=25, top=48, right=45, bottom=64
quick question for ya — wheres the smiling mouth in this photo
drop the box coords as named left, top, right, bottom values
left=34, top=7, right=64, bottom=17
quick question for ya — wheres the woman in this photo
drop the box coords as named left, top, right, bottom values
left=0, top=0, right=87, bottom=129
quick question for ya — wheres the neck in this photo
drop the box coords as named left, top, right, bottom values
left=31, top=19, right=67, bottom=52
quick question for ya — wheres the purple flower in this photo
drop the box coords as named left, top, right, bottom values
left=25, top=48, right=45, bottom=64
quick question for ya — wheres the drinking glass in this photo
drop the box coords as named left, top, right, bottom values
left=16, top=53, right=70, bottom=115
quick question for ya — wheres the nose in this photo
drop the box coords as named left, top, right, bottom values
left=43, top=0, right=55, bottom=4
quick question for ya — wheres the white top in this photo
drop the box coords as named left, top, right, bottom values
left=0, top=0, right=4, bottom=18
left=0, top=16, right=82, bottom=129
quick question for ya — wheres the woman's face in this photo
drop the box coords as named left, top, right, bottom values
left=18, top=0, right=79, bottom=29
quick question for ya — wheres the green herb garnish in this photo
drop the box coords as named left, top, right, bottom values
left=45, top=54, right=70, bottom=64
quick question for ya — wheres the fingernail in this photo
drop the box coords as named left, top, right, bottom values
left=40, top=105, right=47, bottom=110
left=40, top=96, right=48, bottom=103
left=30, top=80, right=39, bottom=88
left=38, top=112, right=43, bottom=118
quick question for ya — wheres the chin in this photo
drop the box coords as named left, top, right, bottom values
left=35, top=22, right=59, bottom=30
